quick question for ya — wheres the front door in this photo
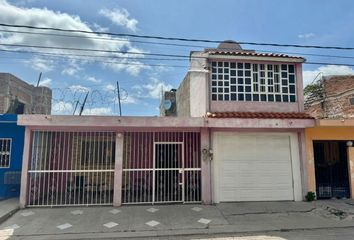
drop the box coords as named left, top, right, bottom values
left=314, top=141, right=350, bottom=199
left=154, top=143, right=183, bottom=203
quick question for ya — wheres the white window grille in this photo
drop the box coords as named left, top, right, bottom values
left=211, top=61, right=297, bottom=103
left=0, top=138, right=11, bottom=168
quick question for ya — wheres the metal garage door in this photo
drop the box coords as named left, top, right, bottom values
left=213, top=133, right=295, bottom=202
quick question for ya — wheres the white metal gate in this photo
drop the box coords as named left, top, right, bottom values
left=154, top=142, right=183, bottom=203
left=122, top=132, right=201, bottom=204
left=27, top=131, right=116, bottom=206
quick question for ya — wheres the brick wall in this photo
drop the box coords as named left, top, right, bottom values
left=305, top=76, right=354, bottom=119
left=0, top=73, right=52, bottom=114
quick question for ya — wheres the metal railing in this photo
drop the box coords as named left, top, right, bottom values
left=27, top=131, right=116, bottom=206
left=122, top=132, right=201, bottom=204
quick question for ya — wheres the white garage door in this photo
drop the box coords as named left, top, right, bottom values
left=214, top=133, right=296, bottom=202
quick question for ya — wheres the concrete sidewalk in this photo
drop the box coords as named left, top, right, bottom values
left=0, top=199, right=19, bottom=225
left=0, top=200, right=354, bottom=239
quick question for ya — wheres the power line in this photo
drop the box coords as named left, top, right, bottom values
left=3, top=28, right=354, bottom=61
left=0, top=58, right=188, bottom=68
left=0, top=43, right=190, bottom=58
left=0, top=28, right=208, bottom=49
left=0, top=48, right=187, bottom=61
left=1, top=22, right=354, bottom=50
left=2, top=42, right=354, bottom=68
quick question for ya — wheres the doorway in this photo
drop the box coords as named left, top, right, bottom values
left=154, top=143, right=183, bottom=203
left=314, top=141, right=350, bottom=199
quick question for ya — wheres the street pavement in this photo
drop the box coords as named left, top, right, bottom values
left=0, top=200, right=354, bottom=239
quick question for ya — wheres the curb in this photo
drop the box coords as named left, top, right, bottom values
left=5, top=224, right=354, bottom=240
left=0, top=206, right=20, bottom=225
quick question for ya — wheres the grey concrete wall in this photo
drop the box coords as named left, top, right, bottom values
left=176, top=73, right=191, bottom=117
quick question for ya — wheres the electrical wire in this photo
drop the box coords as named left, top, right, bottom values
left=3, top=28, right=354, bottom=61
left=1, top=43, right=354, bottom=68
left=1, top=23, right=354, bottom=50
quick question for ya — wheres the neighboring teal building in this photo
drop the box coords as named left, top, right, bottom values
left=0, top=114, right=24, bottom=199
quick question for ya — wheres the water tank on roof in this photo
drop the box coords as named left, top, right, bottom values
left=217, top=40, right=242, bottom=51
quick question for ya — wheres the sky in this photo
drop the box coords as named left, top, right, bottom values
left=1, top=0, right=354, bottom=116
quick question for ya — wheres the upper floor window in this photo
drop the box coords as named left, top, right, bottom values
left=0, top=138, right=12, bottom=168
left=211, top=61, right=296, bottom=103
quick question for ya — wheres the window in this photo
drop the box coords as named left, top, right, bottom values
left=0, top=138, right=11, bottom=168
left=211, top=61, right=297, bottom=103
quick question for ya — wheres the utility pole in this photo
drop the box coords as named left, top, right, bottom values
left=73, top=100, right=79, bottom=115
left=36, top=72, right=42, bottom=87
left=79, top=92, right=89, bottom=116
left=116, top=81, right=122, bottom=116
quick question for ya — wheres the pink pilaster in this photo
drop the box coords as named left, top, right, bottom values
left=201, top=128, right=212, bottom=204
left=296, top=63, right=304, bottom=112
left=113, top=132, right=124, bottom=206
left=19, top=127, right=31, bottom=208
left=298, top=130, right=307, bottom=198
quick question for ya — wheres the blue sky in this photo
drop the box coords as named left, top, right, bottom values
left=1, top=0, right=354, bottom=115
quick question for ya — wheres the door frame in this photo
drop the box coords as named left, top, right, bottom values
left=153, top=142, right=184, bottom=203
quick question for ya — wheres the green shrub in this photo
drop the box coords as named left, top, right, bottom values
left=305, top=191, right=316, bottom=202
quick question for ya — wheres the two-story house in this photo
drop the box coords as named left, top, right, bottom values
left=17, top=41, right=314, bottom=208
left=164, top=41, right=315, bottom=202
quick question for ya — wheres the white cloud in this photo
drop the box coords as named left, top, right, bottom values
left=298, top=33, right=316, bottom=39
left=121, top=95, right=138, bottom=104
left=69, top=85, right=90, bottom=93
left=82, top=107, right=113, bottom=115
left=52, top=101, right=73, bottom=114
left=86, top=76, right=101, bottom=83
left=303, top=65, right=354, bottom=86
left=0, top=1, right=147, bottom=76
left=30, top=57, right=54, bottom=72
left=105, top=84, right=116, bottom=91
left=62, top=68, right=77, bottom=76
left=99, top=8, right=138, bottom=32
left=133, top=77, right=173, bottom=99
left=61, top=59, right=83, bottom=76
left=92, top=22, right=109, bottom=32
left=39, top=77, right=52, bottom=87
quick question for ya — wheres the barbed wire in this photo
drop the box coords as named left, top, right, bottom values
left=50, top=87, right=129, bottom=115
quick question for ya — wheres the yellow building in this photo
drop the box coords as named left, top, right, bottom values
left=306, top=119, right=354, bottom=199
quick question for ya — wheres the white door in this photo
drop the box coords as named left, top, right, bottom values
left=213, top=133, right=298, bottom=202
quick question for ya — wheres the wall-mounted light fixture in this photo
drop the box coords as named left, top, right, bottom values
left=202, top=148, right=213, bottom=161
left=346, top=141, right=353, bottom=147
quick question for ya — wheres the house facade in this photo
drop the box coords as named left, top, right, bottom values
left=0, top=114, right=25, bottom=199
left=305, top=76, right=354, bottom=199
left=18, top=41, right=314, bottom=208
left=171, top=41, right=314, bottom=202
